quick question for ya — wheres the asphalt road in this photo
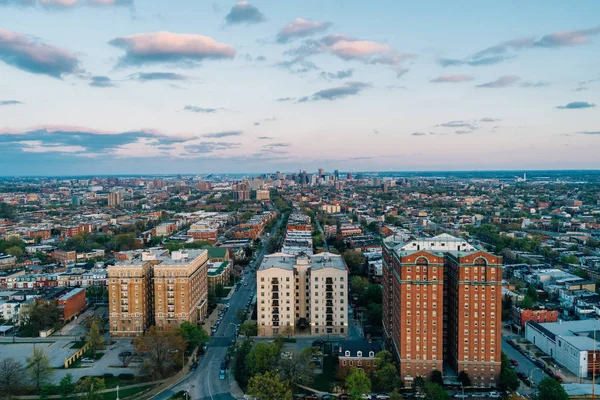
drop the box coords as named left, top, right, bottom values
left=501, top=335, right=550, bottom=394
left=152, top=214, right=283, bottom=400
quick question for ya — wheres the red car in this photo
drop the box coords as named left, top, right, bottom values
left=511, top=359, right=519, bottom=366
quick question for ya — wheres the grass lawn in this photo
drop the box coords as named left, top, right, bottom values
left=71, top=341, right=87, bottom=349
left=313, top=355, right=339, bottom=392
left=100, top=384, right=155, bottom=400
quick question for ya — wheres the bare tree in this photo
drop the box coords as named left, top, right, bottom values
left=134, top=327, right=186, bottom=379
left=0, top=358, right=25, bottom=399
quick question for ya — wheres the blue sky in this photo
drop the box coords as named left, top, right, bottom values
left=0, top=0, right=599, bottom=175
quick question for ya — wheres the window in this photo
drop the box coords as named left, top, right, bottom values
left=357, top=351, right=362, bottom=357
left=345, top=351, right=351, bottom=357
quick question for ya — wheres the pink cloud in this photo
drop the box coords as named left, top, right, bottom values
left=276, top=18, right=332, bottom=43
left=430, top=74, right=474, bottom=83
left=109, top=31, right=236, bottom=66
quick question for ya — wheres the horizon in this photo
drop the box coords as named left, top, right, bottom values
left=1, top=1, right=599, bottom=174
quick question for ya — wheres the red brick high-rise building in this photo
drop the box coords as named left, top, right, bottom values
left=383, top=234, right=502, bottom=388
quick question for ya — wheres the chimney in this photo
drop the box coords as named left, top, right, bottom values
left=367, top=334, right=372, bottom=343
left=338, top=346, right=342, bottom=353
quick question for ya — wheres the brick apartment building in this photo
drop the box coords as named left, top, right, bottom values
left=187, top=228, right=218, bottom=243
left=383, top=233, right=502, bottom=388
left=513, top=307, right=559, bottom=328
left=108, top=249, right=209, bottom=336
left=58, top=287, right=86, bottom=321
left=53, top=250, right=77, bottom=266
left=59, top=224, right=92, bottom=237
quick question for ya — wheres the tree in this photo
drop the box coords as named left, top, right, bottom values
left=526, top=285, right=539, bottom=303
left=133, top=327, right=186, bottom=379
left=457, top=370, right=471, bottom=387
left=76, top=377, right=105, bottom=400
left=374, top=363, right=399, bottom=391
left=343, top=251, right=366, bottom=275
left=86, top=322, right=105, bottom=356
left=27, top=346, right=53, bottom=390
left=351, top=276, right=369, bottom=297
left=502, top=294, right=514, bottom=321
left=215, top=283, right=225, bottom=298
left=413, top=376, right=426, bottom=394
left=6, top=246, right=23, bottom=258
left=208, top=287, right=216, bottom=304
left=345, top=367, right=371, bottom=400
left=390, top=388, right=404, bottom=400
left=366, top=303, right=383, bottom=326
left=20, top=301, right=61, bottom=337
left=278, top=347, right=317, bottom=386
left=363, top=284, right=383, bottom=305
left=236, top=308, right=246, bottom=323
left=247, top=371, right=293, bottom=400
left=245, top=342, right=281, bottom=377
left=499, top=368, right=520, bottom=392
left=0, top=358, right=25, bottom=399
left=239, top=321, right=258, bottom=337
left=424, top=383, right=449, bottom=400
left=58, top=373, right=75, bottom=400
left=430, top=370, right=444, bottom=386
left=177, top=321, right=209, bottom=351
left=39, top=383, right=57, bottom=400
left=537, top=377, right=569, bottom=400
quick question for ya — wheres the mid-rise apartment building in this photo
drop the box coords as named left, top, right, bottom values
left=257, top=252, right=348, bottom=337
left=382, top=233, right=502, bottom=388
left=108, top=249, right=208, bottom=336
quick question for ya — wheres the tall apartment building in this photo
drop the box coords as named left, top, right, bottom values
left=108, top=192, right=122, bottom=207
left=256, top=189, right=270, bottom=201
left=382, top=233, right=502, bottom=388
left=257, top=252, right=348, bottom=337
left=108, top=249, right=208, bottom=336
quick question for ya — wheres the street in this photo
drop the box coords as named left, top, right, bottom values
left=152, top=213, right=283, bottom=400
left=501, top=335, right=549, bottom=395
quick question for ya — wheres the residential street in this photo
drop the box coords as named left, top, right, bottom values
left=501, top=334, right=549, bottom=395
left=152, top=214, right=282, bottom=400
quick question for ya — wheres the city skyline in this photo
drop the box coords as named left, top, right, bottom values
left=1, top=0, right=599, bottom=175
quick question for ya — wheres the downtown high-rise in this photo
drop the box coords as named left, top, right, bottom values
left=382, top=234, right=502, bottom=388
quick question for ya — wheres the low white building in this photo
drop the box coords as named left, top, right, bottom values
left=525, top=320, right=600, bottom=378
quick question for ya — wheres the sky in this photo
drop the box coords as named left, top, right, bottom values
left=0, top=0, right=599, bottom=176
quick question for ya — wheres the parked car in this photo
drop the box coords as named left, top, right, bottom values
left=376, top=394, right=391, bottom=400
left=489, top=392, right=501, bottom=398
left=302, top=395, right=318, bottom=400
left=511, top=359, right=519, bottom=366
left=219, top=370, right=225, bottom=380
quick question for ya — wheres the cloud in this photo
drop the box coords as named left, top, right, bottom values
left=275, top=97, right=295, bottom=102
left=276, top=57, right=319, bottom=74
left=556, top=101, right=596, bottom=109
left=109, top=32, right=235, bottom=67
left=202, top=131, right=243, bottom=138
left=411, top=132, right=426, bottom=136
left=521, top=81, right=549, bottom=88
left=430, top=74, right=473, bottom=83
left=183, top=105, right=225, bottom=113
left=298, top=81, right=370, bottom=102
left=0, top=0, right=133, bottom=8
left=440, top=25, right=600, bottom=67
left=256, top=136, right=273, bottom=140
left=476, top=75, right=520, bottom=88
left=286, top=34, right=413, bottom=66
left=436, top=120, right=479, bottom=130
left=276, top=18, right=332, bottom=43
left=0, top=27, right=80, bottom=78
left=128, top=72, right=190, bottom=82
left=0, top=100, right=22, bottom=106
left=454, top=130, right=472, bottom=135
left=320, top=69, right=354, bottom=81
left=263, top=142, right=290, bottom=148
left=577, top=131, right=600, bottom=135
left=89, top=75, right=116, bottom=88
left=480, top=117, right=501, bottom=123
left=224, top=1, right=265, bottom=25
left=254, top=117, right=277, bottom=126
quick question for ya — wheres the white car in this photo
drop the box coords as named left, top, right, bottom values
left=489, top=392, right=501, bottom=398
left=453, top=395, right=469, bottom=399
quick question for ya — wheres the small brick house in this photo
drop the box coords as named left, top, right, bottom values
left=338, top=339, right=382, bottom=377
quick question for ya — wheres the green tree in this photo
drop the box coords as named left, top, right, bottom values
left=247, top=371, right=293, bottom=400
left=39, top=383, right=56, bottom=400
left=430, top=370, right=444, bottom=386
left=0, top=203, right=17, bottom=220
left=6, top=246, right=23, bottom=258
left=245, top=342, right=281, bottom=377
left=374, top=363, right=399, bottom=391
left=236, top=308, right=246, bottom=323
left=86, top=322, right=105, bottom=356
left=424, top=383, right=449, bottom=400
left=526, top=285, right=539, bottom=302
left=537, top=377, right=569, bottom=400
left=0, top=357, right=25, bottom=399
left=351, top=276, right=369, bottom=296
left=457, top=370, right=471, bottom=387
left=26, top=346, right=53, bottom=390
left=560, top=254, right=579, bottom=265
left=390, top=388, right=404, bottom=400
left=76, top=377, right=105, bottom=400
left=413, top=376, right=426, bottom=394
left=215, top=283, right=225, bottom=298
left=499, top=368, right=520, bottom=392
left=343, top=251, right=366, bottom=275
left=239, top=321, right=258, bottom=337
left=177, top=321, right=209, bottom=351
left=502, top=294, right=514, bottom=321
left=345, top=367, right=371, bottom=400
left=363, top=284, right=383, bottom=305
left=58, top=374, right=75, bottom=400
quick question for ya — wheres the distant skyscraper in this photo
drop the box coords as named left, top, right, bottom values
left=318, top=168, right=325, bottom=177
left=347, top=172, right=353, bottom=180
left=108, top=192, right=121, bottom=207
left=334, top=170, right=339, bottom=180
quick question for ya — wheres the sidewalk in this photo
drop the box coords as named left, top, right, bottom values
left=14, top=379, right=167, bottom=399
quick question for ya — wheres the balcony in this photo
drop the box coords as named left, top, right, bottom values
left=272, top=293, right=279, bottom=299
left=272, top=316, right=279, bottom=321
left=326, top=300, right=334, bottom=307
left=326, top=278, right=333, bottom=284
left=272, top=300, right=279, bottom=306
left=326, top=293, right=333, bottom=299
left=326, top=315, right=333, bottom=321
left=273, top=321, right=280, bottom=326
left=271, top=279, right=279, bottom=284
left=326, top=285, right=333, bottom=292
left=326, top=321, right=333, bottom=326
left=272, top=285, right=279, bottom=292
left=326, top=307, right=333, bottom=314
left=273, top=308, right=279, bottom=314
